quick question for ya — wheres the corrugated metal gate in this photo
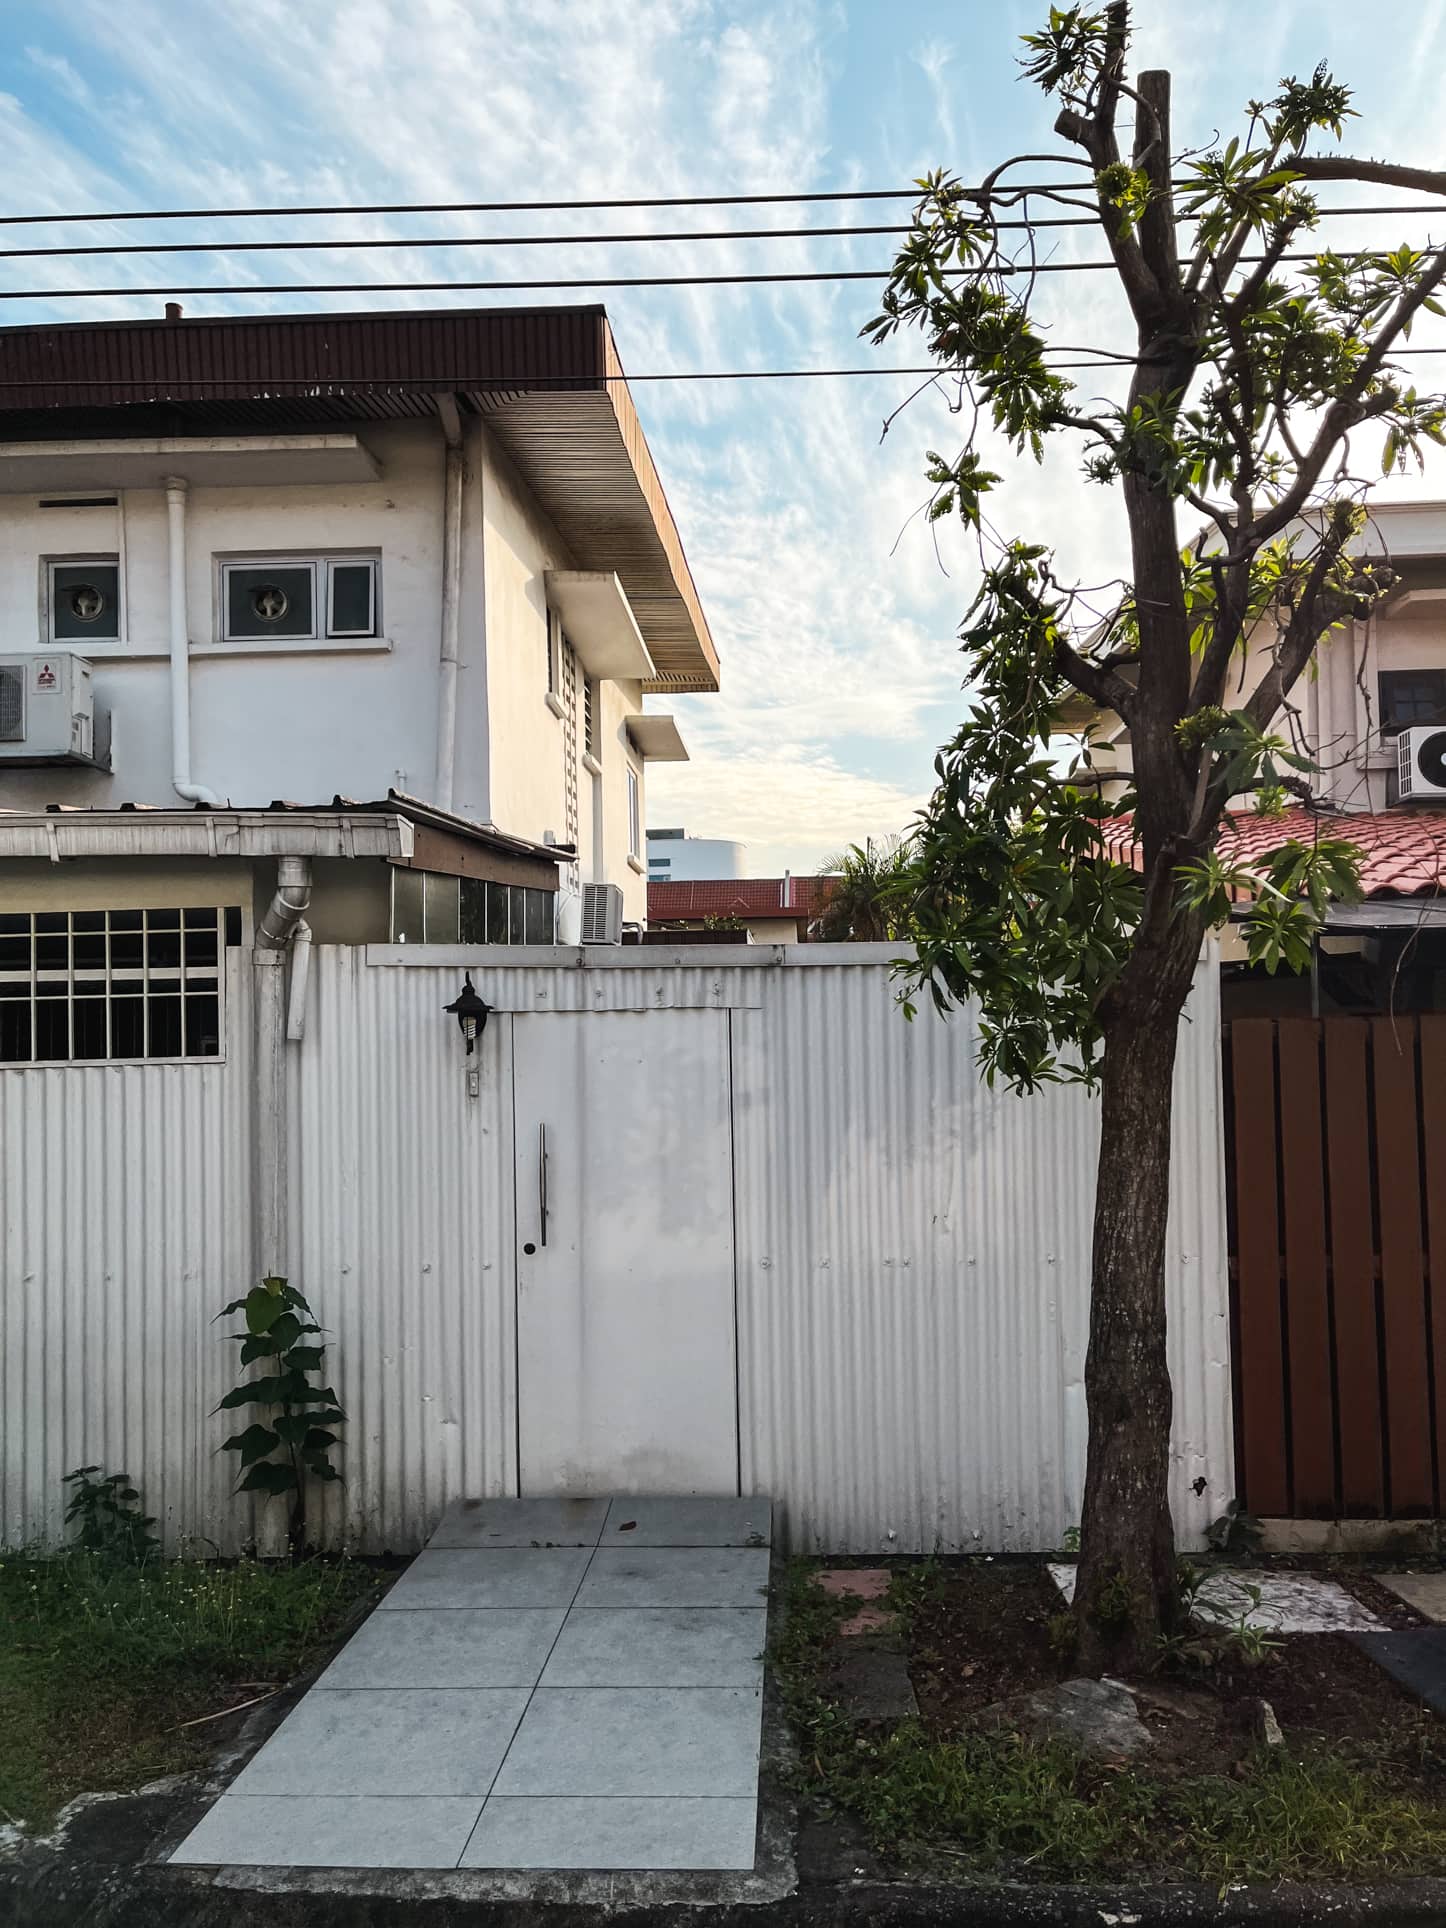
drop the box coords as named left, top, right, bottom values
left=3, top=945, right=1233, bottom=1556
left=1226, top=1015, right=1446, bottom=1519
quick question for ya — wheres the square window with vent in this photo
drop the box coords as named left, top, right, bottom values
left=46, top=559, right=120, bottom=642
left=220, top=557, right=379, bottom=644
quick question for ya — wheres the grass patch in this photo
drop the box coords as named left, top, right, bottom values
left=0, top=1550, right=388, bottom=1829
left=771, top=1560, right=1446, bottom=1883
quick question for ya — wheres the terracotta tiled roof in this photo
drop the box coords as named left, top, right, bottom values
left=648, top=876, right=836, bottom=922
left=1100, top=807, right=1446, bottom=900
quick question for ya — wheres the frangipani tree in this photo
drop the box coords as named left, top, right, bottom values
left=870, top=2, right=1446, bottom=1669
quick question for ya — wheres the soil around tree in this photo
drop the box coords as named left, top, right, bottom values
left=909, top=1560, right=1433, bottom=1780
left=774, top=1555, right=1446, bottom=1883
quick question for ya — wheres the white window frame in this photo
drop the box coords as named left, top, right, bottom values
left=582, top=674, right=603, bottom=772
left=325, top=558, right=380, bottom=638
left=43, top=555, right=122, bottom=645
left=627, top=763, right=642, bottom=862
left=543, top=607, right=566, bottom=717
left=218, top=554, right=380, bottom=645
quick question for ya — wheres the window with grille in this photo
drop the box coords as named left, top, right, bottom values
left=627, top=766, right=642, bottom=860
left=1380, top=668, right=1446, bottom=736
left=0, top=908, right=232, bottom=1064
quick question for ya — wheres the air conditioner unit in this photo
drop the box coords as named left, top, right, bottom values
left=580, top=881, right=624, bottom=945
left=1395, top=724, right=1446, bottom=802
left=0, top=655, right=111, bottom=768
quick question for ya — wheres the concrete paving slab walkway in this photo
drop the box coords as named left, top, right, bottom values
left=171, top=1495, right=771, bottom=1874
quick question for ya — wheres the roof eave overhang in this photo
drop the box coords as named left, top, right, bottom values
left=0, top=809, right=414, bottom=863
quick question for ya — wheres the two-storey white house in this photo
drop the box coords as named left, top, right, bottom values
left=1064, top=499, right=1446, bottom=1016
left=0, top=303, right=715, bottom=960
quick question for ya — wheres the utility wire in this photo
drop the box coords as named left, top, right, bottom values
left=5, top=243, right=1443, bottom=301
left=4, top=348, right=1446, bottom=391
left=2, top=201, right=1439, bottom=263
left=0, top=185, right=1084, bottom=227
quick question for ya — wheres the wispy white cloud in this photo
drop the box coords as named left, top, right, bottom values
left=4, top=0, right=1446, bottom=878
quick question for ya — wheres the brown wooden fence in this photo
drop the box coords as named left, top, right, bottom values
left=1225, top=1015, right=1446, bottom=1518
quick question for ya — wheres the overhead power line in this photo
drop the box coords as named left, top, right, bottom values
left=2, top=201, right=1441, bottom=264
left=2, top=347, right=1445, bottom=393
left=5, top=241, right=1443, bottom=302
left=0, top=185, right=1083, bottom=228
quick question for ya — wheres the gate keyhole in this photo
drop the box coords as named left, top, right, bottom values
left=523, top=1242, right=537, bottom=1256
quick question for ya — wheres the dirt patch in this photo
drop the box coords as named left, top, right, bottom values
left=906, top=1559, right=1440, bottom=1781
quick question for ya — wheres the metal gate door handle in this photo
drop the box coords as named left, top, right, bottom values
left=538, top=1122, right=549, bottom=1248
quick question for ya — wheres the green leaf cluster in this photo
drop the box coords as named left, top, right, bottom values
left=61, top=1466, right=158, bottom=1565
left=216, top=1277, right=347, bottom=1547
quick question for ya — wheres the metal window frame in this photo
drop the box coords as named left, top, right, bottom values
left=1379, top=665, right=1446, bottom=737
left=218, top=553, right=383, bottom=644
left=0, top=908, right=227, bottom=1068
left=220, top=557, right=320, bottom=642
left=324, top=557, right=380, bottom=639
left=42, top=555, right=122, bottom=644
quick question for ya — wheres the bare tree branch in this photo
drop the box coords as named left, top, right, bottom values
left=1288, top=155, right=1446, bottom=195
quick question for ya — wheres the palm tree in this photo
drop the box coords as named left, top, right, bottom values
left=812, top=836, right=916, bottom=942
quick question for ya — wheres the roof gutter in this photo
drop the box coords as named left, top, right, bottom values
left=0, top=810, right=414, bottom=863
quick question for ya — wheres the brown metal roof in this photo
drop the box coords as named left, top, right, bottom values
left=0, top=304, right=719, bottom=693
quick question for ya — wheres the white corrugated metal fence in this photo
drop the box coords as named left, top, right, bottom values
left=1, top=943, right=1231, bottom=1554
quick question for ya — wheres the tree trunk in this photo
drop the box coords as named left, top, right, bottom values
left=1072, top=922, right=1202, bottom=1674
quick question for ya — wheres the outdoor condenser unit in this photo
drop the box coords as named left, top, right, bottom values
left=1395, top=723, right=1446, bottom=802
left=580, top=881, right=624, bottom=945
left=0, top=654, right=111, bottom=768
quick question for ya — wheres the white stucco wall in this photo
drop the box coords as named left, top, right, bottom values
left=0, top=423, right=460, bottom=811
left=0, top=418, right=660, bottom=908
left=477, top=424, right=647, bottom=924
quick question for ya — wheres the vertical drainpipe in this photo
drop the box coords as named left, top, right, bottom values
left=253, top=858, right=313, bottom=1279
left=434, top=397, right=464, bottom=813
left=164, top=475, right=220, bottom=808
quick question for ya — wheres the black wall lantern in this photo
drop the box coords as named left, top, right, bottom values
left=444, top=973, right=492, bottom=1054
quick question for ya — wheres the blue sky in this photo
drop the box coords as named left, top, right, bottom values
left=2, top=1, right=1444, bottom=870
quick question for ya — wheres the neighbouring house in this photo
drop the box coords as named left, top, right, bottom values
left=646, top=873, right=835, bottom=943
left=646, top=825, right=746, bottom=881
left=0, top=302, right=715, bottom=966
left=1065, top=499, right=1446, bottom=1017
left=1064, top=500, right=1446, bottom=1532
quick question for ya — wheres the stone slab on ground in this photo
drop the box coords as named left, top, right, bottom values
left=1048, top=1564, right=1382, bottom=1633
left=813, top=1568, right=890, bottom=1601
left=838, top=1605, right=899, bottom=1638
left=1350, top=1627, right=1446, bottom=1715
left=989, top=1677, right=1152, bottom=1760
left=428, top=1496, right=610, bottom=1549
left=600, top=1497, right=772, bottom=1547
left=1378, top=1572, right=1446, bottom=1622
left=824, top=1646, right=918, bottom=1721
left=539, top=1606, right=766, bottom=1688
left=459, top=1796, right=760, bottom=1872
